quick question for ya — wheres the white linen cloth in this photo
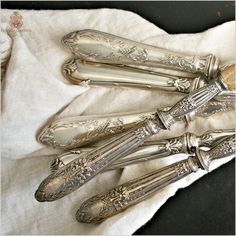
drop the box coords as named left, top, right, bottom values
left=1, top=8, right=235, bottom=235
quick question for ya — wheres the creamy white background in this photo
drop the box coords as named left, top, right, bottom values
left=1, top=9, right=235, bottom=235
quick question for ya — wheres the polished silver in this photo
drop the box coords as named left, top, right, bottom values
left=62, top=29, right=219, bottom=78
left=62, top=58, right=234, bottom=101
left=50, top=129, right=235, bottom=173
left=62, top=58, right=203, bottom=93
left=156, top=81, right=225, bottom=129
left=38, top=100, right=234, bottom=150
left=35, top=81, right=225, bottom=202
left=62, top=30, right=234, bottom=102
left=76, top=135, right=235, bottom=223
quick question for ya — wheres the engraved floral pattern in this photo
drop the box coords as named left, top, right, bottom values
left=167, top=78, right=191, bottom=92
left=38, top=113, right=157, bottom=149
left=161, top=54, right=212, bottom=75
left=161, top=54, right=196, bottom=72
left=165, top=138, right=184, bottom=154
left=209, top=135, right=235, bottom=161
left=63, top=30, right=149, bottom=63
left=174, top=161, right=192, bottom=176
left=62, top=58, right=78, bottom=77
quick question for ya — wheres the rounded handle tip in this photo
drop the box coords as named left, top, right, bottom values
left=76, top=196, right=114, bottom=224
left=34, top=174, right=68, bottom=202
left=35, top=189, right=47, bottom=202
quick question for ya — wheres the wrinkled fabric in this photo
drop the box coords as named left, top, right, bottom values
left=1, top=9, right=235, bottom=235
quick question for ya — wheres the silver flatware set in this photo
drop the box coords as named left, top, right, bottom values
left=35, top=29, right=235, bottom=224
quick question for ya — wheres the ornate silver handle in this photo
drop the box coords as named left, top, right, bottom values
left=38, top=99, right=234, bottom=150
left=35, top=119, right=163, bottom=202
left=76, top=135, right=235, bottom=223
left=62, top=29, right=219, bottom=77
left=157, top=81, right=225, bottom=129
left=35, top=82, right=225, bottom=202
left=62, top=58, right=235, bottom=101
left=37, top=111, right=156, bottom=149
left=51, top=129, right=235, bottom=172
left=62, top=58, right=203, bottom=93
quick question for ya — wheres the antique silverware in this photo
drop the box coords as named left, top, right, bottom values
left=62, top=29, right=219, bottom=78
left=50, top=129, right=234, bottom=172
left=38, top=100, right=235, bottom=150
left=62, top=58, right=204, bottom=93
left=35, top=80, right=226, bottom=202
left=62, top=30, right=235, bottom=101
left=76, top=135, right=235, bottom=223
left=62, top=59, right=235, bottom=99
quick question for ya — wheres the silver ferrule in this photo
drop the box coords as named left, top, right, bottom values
left=156, top=81, right=225, bottom=129
left=76, top=135, right=235, bottom=224
left=196, top=135, right=235, bottom=171
left=62, top=29, right=219, bottom=77
left=196, top=129, right=235, bottom=147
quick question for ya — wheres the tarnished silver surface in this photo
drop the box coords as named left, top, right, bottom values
left=62, top=29, right=219, bottom=77
left=35, top=118, right=163, bottom=202
left=76, top=135, right=235, bottom=224
left=38, top=99, right=234, bottom=150
left=35, top=81, right=225, bottom=202
left=50, top=129, right=235, bottom=173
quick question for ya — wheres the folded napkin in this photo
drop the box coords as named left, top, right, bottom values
left=1, top=8, right=235, bottom=235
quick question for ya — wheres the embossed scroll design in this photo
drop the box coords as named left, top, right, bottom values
left=62, top=58, right=77, bottom=77
left=39, top=117, right=125, bottom=148
left=161, top=54, right=195, bottom=72
left=76, top=185, right=130, bottom=223
left=38, top=113, right=156, bottom=149
left=198, top=129, right=229, bottom=147
left=160, top=54, right=211, bottom=75
left=63, top=30, right=149, bottom=62
left=208, top=135, right=235, bottom=161
left=199, top=132, right=215, bottom=147
left=174, top=159, right=196, bottom=176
